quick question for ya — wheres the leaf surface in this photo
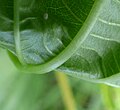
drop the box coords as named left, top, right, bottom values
left=1, top=0, right=120, bottom=86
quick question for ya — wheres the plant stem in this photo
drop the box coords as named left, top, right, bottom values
left=112, top=87, right=120, bottom=110
left=55, top=72, right=77, bottom=110
left=14, top=0, right=26, bottom=65
left=100, top=84, right=115, bottom=110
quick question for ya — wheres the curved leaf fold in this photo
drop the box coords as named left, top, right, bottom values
left=0, top=0, right=120, bottom=86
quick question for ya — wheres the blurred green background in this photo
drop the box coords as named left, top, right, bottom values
left=0, top=48, right=120, bottom=110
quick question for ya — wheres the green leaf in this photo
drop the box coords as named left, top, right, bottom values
left=0, top=50, right=62, bottom=110
left=1, top=0, right=120, bottom=86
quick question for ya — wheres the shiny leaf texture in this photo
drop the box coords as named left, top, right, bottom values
left=0, top=0, right=120, bottom=87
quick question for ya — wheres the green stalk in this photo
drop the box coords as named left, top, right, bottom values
left=100, top=84, right=115, bottom=110
left=14, top=0, right=25, bottom=65
left=55, top=72, right=77, bottom=110
left=112, top=87, right=120, bottom=110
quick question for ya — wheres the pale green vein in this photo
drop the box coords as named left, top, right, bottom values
left=99, top=18, right=120, bottom=27
left=56, top=38, right=66, bottom=48
left=0, top=41, right=14, bottom=47
left=20, top=17, right=36, bottom=24
left=43, top=36, right=56, bottom=56
left=14, top=0, right=26, bottom=65
left=81, top=46, right=102, bottom=57
left=90, top=33, right=120, bottom=44
left=0, top=15, right=13, bottom=23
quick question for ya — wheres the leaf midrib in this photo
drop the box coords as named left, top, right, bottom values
left=14, top=0, right=25, bottom=65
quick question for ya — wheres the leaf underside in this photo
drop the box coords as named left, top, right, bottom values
left=0, top=0, right=120, bottom=86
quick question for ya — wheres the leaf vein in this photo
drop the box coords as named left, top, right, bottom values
left=90, top=33, right=120, bottom=43
left=62, top=0, right=83, bottom=23
left=99, top=18, right=120, bottom=27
